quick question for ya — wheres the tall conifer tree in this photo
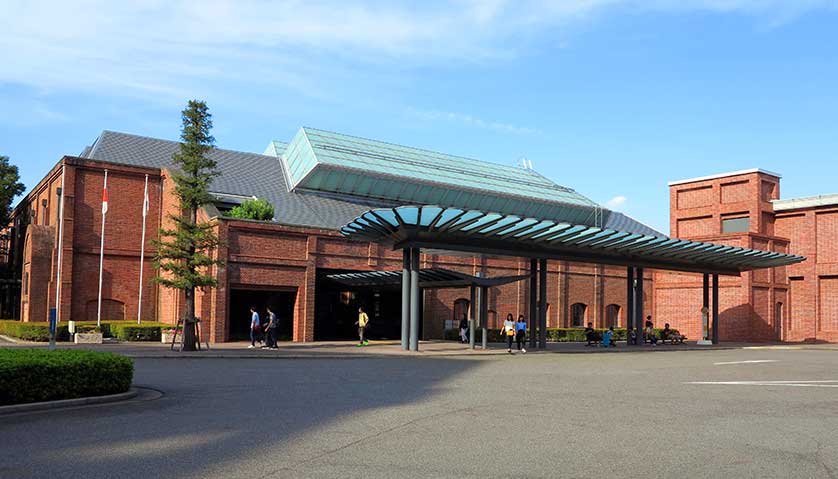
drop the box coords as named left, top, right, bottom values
left=154, top=100, right=222, bottom=351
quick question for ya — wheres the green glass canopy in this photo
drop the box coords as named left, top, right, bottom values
left=271, top=127, right=603, bottom=224
left=340, top=205, right=805, bottom=276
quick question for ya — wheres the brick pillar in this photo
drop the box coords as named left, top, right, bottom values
left=210, top=220, right=229, bottom=343
left=295, top=236, right=317, bottom=342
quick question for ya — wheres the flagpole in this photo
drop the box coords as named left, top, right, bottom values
left=54, top=165, right=66, bottom=324
left=96, top=169, right=108, bottom=328
left=137, top=174, right=148, bottom=325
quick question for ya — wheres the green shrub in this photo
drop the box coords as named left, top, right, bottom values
left=228, top=198, right=274, bottom=221
left=0, top=321, right=176, bottom=342
left=110, top=324, right=162, bottom=341
left=0, top=349, right=133, bottom=405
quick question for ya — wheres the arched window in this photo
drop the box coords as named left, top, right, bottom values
left=86, top=299, right=126, bottom=321
left=447, top=298, right=470, bottom=330
left=605, top=304, right=621, bottom=328
left=571, top=303, right=587, bottom=328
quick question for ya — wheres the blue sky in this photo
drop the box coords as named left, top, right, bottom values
left=1, top=0, right=837, bottom=233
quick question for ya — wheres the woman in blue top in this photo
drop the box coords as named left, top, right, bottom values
left=515, top=315, right=527, bottom=353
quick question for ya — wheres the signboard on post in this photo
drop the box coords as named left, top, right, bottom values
left=48, top=308, right=57, bottom=350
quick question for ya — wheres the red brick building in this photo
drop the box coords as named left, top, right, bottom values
left=3, top=129, right=824, bottom=343
left=656, top=169, right=836, bottom=342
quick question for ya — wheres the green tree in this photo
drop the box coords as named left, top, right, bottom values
left=228, top=198, right=274, bottom=221
left=153, top=100, right=222, bottom=351
left=0, top=156, right=26, bottom=257
left=0, top=155, right=25, bottom=228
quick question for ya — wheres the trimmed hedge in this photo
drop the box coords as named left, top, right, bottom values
left=0, top=320, right=176, bottom=342
left=0, top=349, right=133, bottom=405
left=444, top=327, right=676, bottom=343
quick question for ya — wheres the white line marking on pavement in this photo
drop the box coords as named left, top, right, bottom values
left=743, top=346, right=802, bottom=350
left=714, top=360, right=779, bottom=365
left=686, top=380, right=838, bottom=388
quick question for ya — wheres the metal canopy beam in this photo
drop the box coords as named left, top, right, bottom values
left=342, top=206, right=805, bottom=276
left=326, top=268, right=529, bottom=289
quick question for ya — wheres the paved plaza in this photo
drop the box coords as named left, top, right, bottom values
left=2, top=346, right=838, bottom=478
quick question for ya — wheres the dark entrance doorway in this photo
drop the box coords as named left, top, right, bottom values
left=315, top=268, right=405, bottom=341
left=228, top=288, right=296, bottom=341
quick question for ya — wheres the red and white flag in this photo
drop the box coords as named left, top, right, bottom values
left=101, top=178, right=109, bottom=215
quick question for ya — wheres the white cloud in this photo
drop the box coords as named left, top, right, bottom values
left=606, top=195, right=627, bottom=209
left=406, top=108, right=543, bottom=136
left=1, top=0, right=835, bottom=101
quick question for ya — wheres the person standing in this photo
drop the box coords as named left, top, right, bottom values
left=502, top=313, right=516, bottom=353
left=249, top=306, right=262, bottom=349
left=355, top=306, right=369, bottom=347
left=263, top=306, right=278, bottom=350
left=515, top=315, right=527, bottom=353
left=459, top=313, right=469, bottom=343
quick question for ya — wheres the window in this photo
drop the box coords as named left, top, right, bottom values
left=722, top=217, right=750, bottom=233
left=23, top=271, right=29, bottom=296
left=571, top=303, right=587, bottom=328
left=776, top=302, right=784, bottom=330
left=605, top=304, right=621, bottom=328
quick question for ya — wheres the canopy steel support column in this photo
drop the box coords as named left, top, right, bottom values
left=469, top=285, right=476, bottom=349
left=634, top=267, right=644, bottom=345
left=480, top=285, right=489, bottom=349
left=703, top=273, right=710, bottom=342
left=626, top=266, right=635, bottom=341
left=538, top=258, right=548, bottom=349
left=409, top=248, right=421, bottom=352
left=529, top=259, right=538, bottom=350
left=712, top=273, right=719, bottom=345
left=401, top=248, right=410, bottom=351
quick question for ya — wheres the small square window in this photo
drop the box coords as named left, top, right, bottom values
left=722, top=217, right=750, bottom=233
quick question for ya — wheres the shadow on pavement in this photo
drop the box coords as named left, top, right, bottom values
left=0, top=356, right=480, bottom=478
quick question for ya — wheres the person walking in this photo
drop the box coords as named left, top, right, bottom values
left=502, top=313, right=516, bottom=353
left=355, top=306, right=369, bottom=347
left=249, top=306, right=262, bottom=349
left=263, top=306, right=278, bottom=350
left=515, top=314, right=527, bottom=353
left=459, top=313, right=469, bottom=343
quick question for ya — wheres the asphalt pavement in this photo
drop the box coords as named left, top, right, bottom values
left=2, top=347, right=837, bottom=478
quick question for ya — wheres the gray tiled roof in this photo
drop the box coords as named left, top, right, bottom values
left=81, top=130, right=663, bottom=236
left=83, top=131, right=378, bottom=230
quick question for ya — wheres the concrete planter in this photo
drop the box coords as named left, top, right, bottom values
left=74, top=332, right=103, bottom=344
left=161, top=332, right=177, bottom=344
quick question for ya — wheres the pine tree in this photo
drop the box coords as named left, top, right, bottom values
left=153, top=100, right=222, bottom=351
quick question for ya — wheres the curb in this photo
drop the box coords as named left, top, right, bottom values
left=114, top=346, right=743, bottom=359
left=0, top=334, right=20, bottom=344
left=0, top=388, right=139, bottom=415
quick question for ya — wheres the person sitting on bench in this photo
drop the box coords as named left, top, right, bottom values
left=601, top=326, right=616, bottom=348
left=644, top=321, right=658, bottom=346
left=584, top=322, right=599, bottom=346
left=661, top=323, right=686, bottom=344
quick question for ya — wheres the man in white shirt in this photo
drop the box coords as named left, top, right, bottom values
left=249, top=307, right=262, bottom=349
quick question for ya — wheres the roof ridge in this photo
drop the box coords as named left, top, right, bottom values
left=96, top=130, right=275, bottom=159
left=301, top=126, right=554, bottom=182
